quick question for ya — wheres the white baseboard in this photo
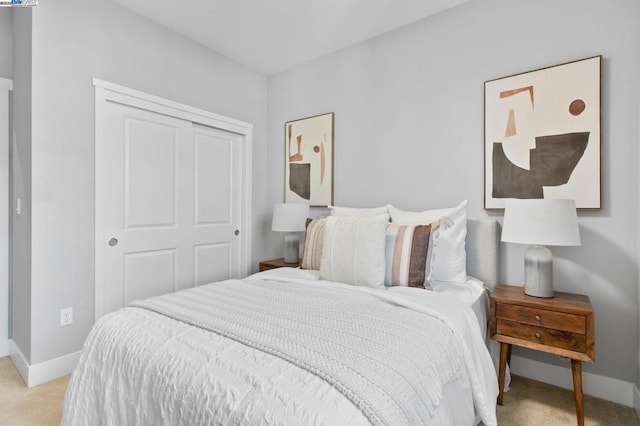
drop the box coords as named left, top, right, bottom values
left=28, top=350, right=81, bottom=387
left=8, top=339, right=80, bottom=388
left=510, top=355, right=634, bottom=407
left=9, top=339, right=29, bottom=385
left=0, top=338, right=9, bottom=358
left=634, top=385, right=640, bottom=419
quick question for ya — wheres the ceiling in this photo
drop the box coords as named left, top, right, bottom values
left=109, top=0, right=469, bottom=76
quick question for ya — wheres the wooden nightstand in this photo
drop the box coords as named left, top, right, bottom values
left=258, top=257, right=300, bottom=272
left=490, top=284, right=594, bottom=426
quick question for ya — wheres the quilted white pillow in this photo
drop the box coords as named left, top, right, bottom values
left=388, top=200, right=467, bottom=284
left=320, top=214, right=389, bottom=288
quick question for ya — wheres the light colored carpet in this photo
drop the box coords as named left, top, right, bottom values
left=497, top=375, right=639, bottom=426
left=0, top=357, right=69, bottom=426
left=0, top=356, right=638, bottom=425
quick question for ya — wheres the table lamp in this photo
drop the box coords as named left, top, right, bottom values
left=272, top=203, right=310, bottom=264
left=501, top=199, right=581, bottom=298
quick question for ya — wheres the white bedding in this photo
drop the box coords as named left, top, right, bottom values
left=431, top=276, right=488, bottom=334
left=432, top=276, right=511, bottom=394
left=63, top=269, right=498, bottom=426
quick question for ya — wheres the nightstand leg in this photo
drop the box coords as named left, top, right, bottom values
left=497, top=342, right=509, bottom=405
left=571, top=360, right=584, bottom=426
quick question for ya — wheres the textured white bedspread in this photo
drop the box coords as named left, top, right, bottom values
left=62, top=269, right=497, bottom=425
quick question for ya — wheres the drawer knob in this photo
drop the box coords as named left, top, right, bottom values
left=535, top=332, right=541, bottom=339
left=535, top=315, right=541, bottom=321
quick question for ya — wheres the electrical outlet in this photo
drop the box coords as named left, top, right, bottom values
left=60, top=308, right=73, bottom=327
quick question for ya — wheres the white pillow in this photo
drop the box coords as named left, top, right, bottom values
left=329, top=205, right=388, bottom=216
left=388, top=200, right=467, bottom=284
left=320, top=214, right=389, bottom=288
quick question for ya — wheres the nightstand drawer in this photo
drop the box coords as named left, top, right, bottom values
left=497, top=319, right=586, bottom=353
left=496, top=303, right=585, bottom=334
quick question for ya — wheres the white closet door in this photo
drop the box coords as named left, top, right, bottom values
left=97, top=100, right=242, bottom=317
left=0, top=79, right=10, bottom=357
left=191, top=124, right=242, bottom=286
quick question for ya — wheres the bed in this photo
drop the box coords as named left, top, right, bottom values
left=62, top=205, right=501, bottom=426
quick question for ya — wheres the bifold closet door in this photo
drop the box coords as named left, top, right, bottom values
left=97, top=100, right=242, bottom=317
left=0, top=79, right=9, bottom=357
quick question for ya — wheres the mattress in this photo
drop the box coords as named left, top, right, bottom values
left=63, top=269, right=498, bottom=425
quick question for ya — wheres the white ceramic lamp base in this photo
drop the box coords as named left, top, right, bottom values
left=524, top=245, right=554, bottom=298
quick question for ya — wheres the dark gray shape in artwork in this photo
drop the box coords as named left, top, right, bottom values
left=289, top=163, right=311, bottom=200
left=492, top=132, right=590, bottom=199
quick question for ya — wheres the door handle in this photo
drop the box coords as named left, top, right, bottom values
left=108, top=238, right=118, bottom=247
left=234, top=230, right=240, bottom=236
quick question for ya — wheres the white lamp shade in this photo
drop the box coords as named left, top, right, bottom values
left=501, top=199, right=581, bottom=246
left=272, top=203, right=310, bottom=232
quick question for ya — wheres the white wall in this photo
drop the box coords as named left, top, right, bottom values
left=0, top=9, right=11, bottom=79
left=21, top=0, right=268, bottom=365
left=268, top=0, right=640, bottom=384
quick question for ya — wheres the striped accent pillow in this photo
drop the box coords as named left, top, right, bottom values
left=385, top=223, right=436, bottom=289
left=301, top=218, right=326, bottom=270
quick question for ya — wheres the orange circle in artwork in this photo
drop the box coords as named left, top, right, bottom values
left=569, top=99, right=586, bottom=116
left=313, top=145, right=320, bottom=153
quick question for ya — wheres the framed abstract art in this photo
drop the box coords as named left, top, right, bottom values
left=484, top=56, right=602, bottom=209
left=285, top=112, right=334, bottom=206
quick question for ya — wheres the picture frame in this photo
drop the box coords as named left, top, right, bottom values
left=484, top=56, right=602, bottom=210
left=285, top=112, right=334, bottom=206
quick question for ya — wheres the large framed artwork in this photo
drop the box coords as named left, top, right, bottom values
left=484, top=56, right=601, bottom=209
left=285, top=112, right=334, bottom=206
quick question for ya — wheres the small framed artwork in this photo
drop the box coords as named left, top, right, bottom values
left=285, top=112, right=334, bottom=206
left=484, top=55, right=602, bottom=209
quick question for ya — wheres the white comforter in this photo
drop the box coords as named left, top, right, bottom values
left=62, top=269, right=498, bottom=425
